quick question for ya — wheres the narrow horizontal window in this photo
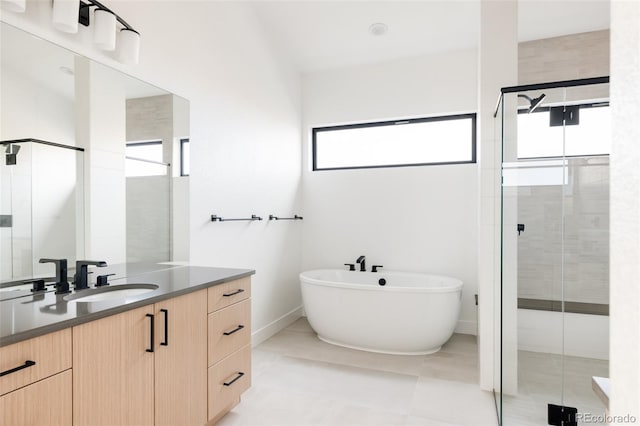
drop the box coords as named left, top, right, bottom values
left=312, top=114, right=476, bottom=171
left=126, top=140, right=167, bottom=177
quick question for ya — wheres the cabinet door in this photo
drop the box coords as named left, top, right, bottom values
left=0, top=370, right=71, bottom=426
left=154, top=289, right=207, bottom=426
left=73, top=304, right=155, bottom=426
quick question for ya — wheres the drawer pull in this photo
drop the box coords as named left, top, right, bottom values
left=223, top=372, right=245, bottom=387
left=146, top=313, right=154, bottom=353
left=223, top=325, right=245, bottom=336
left=223, top=289, right=245, bottom=297
left=0, top=360, right=36, bottom=377
left=160, top=309, right=169, bottom=346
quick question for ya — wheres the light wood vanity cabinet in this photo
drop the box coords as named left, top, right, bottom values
left=0, top=329, right=72, bottom=426
left=1, top=276, right=251, bottom=426
left=207, top=277, right=252, bottom=423
left=73, top=290, right=207, bottom=426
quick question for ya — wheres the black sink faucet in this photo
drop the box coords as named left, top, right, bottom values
left=39, top=258, right=70, bottom=294
left=356, top=255, right=366, bottom=272
left=74, top=260, right=107, bottom=290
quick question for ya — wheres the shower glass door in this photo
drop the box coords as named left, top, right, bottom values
left=499, top=78, right=610, bottom=426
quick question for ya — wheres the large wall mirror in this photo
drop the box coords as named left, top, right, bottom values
left=0, top=22, right=189, bottom=282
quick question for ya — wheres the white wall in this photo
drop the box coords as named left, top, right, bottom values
left=302, top=50, right=479, bottom=335
left=1, top=1, right=303, bottom=341
left=610, top=0, right=640, bottom=420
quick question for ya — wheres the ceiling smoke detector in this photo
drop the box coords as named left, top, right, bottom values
left=369, top=23, right=388, bottom=36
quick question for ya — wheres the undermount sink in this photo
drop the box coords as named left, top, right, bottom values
left=63, top=284, right=159, bottom=302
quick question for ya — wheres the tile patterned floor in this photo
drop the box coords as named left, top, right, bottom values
left=218, top=318, right=498, bottom=426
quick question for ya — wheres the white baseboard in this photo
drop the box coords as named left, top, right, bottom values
left=455, top=320, right=477, bottom=336
left=251, top=305, right=304, bottom=347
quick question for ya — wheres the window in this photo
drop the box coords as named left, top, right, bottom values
left=517, top=103, right=610, bottom=159
left=180, top=138, right=190, bottom=176
left=312, top=114, right=476, bottom=171
left=126, top=141, right=166, bottom=177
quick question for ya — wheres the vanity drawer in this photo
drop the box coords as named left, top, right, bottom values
left=208, top=277, right=251, bottom=313
left=208, top=344, right=251, bottom=422
left=0, top=369, right=72, bottom=426
left=208, top=299, right=251, bottom=366
left=0, top=329, right=72, bottom=396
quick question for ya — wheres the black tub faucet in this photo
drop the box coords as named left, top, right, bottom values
left=74, top=260, right=107, bottom=290
left=39, top=258, right=70, bottom=294
left=356, top=255, right=366, bottom=272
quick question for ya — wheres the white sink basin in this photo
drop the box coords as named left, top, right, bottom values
left=64, top=284, right=159, bottom=302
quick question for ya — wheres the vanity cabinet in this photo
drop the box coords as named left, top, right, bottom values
left=207, top=277, right=252, bottom=423
left=0, top=329, right=72, bottom=426
left=0, top=275, right=252, bottom=426
left=72, top=290, right=207, bottom=426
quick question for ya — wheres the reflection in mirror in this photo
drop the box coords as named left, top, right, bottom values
left=0, top=139, right=85, bottom=281
left=0, top=22, right=189, bottom=283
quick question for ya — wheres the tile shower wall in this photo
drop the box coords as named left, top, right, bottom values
left=517, top=157, right=609, bottom=305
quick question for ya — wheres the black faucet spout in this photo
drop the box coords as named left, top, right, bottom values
left=39, top=258, right=70, bottom=294
left=356, top=255, right=366, bottom=272
left=74, top=260, right=108, bottom=291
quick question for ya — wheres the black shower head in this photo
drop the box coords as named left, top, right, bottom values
left=4, top=144, right=20, bottom=165
left=529, top=94, right=546, bottom=113
left=517, top=93, right=546, bottom=113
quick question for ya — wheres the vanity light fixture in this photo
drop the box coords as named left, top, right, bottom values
left=93, top=8, right=117, bottom=51
left=0, top=0, right=26, bottom=13
left=52, top=0, right=80, bottom=33
left=51, top=0, right=140, bottom=64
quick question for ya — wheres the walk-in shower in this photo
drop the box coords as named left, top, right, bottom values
left=496, top=77, right=610, bottom=425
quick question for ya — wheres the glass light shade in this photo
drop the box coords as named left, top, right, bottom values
left=93, top=8, right=116, bottom=51
left=118, top=29, right=140, bottom=65
left=52, top=0, right=80, bottom=33
left=1, top=0, right=26, bottom=13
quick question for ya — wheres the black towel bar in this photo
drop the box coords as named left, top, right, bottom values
left=211, top=214, right=263, bottom=222
left=268, top=214, right=303, bottom=221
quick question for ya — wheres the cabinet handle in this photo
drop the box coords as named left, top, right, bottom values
left=146, top=313, right=154, bottom=353
left=223, top=325, right=245, bottom=336
left=223, top=289, right=245, bottom=297
left=160, top=309, right=168, bottom=346
left=223, top=371, right=245, bottom=387
left=0, top=360, right=36, bottom=377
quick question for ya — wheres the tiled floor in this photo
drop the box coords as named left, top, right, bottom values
left=502, top=351, right=609, bottom=426
left=218, top=318, right=498, bottom=426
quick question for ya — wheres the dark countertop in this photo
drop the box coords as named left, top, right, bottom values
left=0, top=264, right=254, bottom=347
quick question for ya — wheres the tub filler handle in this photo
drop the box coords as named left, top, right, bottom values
left=371, top=265, right=383, bottom=272
left=344, top=264, right=356, bottom=271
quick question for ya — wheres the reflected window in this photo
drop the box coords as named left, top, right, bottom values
left=180, top=138, right=190, bottom=176
left=126, top=140, right=166, bottom=177
left=517, top=104, right=610, bottom=159
left=312, top=114, right=476, bottom=171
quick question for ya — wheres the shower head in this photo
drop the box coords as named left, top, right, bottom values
left=517, top=93, right=546, bottom=113
left=4, top=144, right=20, bottom=165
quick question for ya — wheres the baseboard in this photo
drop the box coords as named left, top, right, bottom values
left=455, top=319, right=477, bottom=336
left=251, top=305, right=304, bottom=347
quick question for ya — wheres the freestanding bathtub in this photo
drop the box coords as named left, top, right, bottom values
left=300, top=269, right=463, bottom=355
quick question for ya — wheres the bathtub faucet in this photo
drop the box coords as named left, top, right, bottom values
left=356, top=256, right=366, bottom=272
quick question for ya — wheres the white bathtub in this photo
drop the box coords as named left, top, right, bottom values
left=300, top=269, right=463, bottom=355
